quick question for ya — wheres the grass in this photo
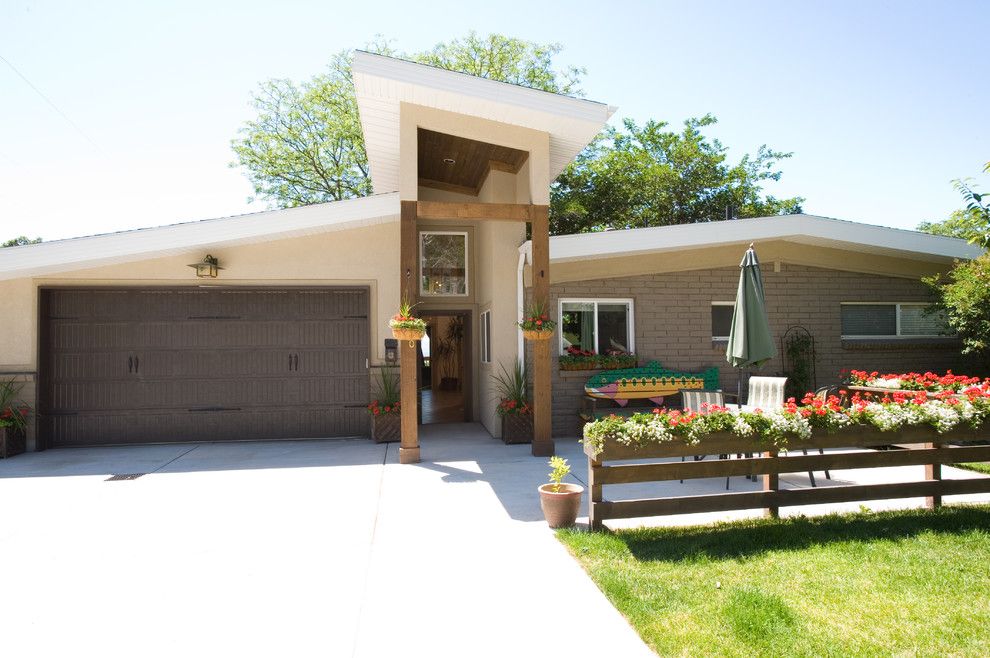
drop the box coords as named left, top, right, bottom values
left=953, top=462, right=990, bottom=475
left=558, top=506, right=990, bottom=657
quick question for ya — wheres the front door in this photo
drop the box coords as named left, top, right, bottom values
left=417, top=311, right=471, bottom=424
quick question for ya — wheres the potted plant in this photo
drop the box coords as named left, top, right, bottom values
left=390, top=296, right=427, bottom=344
left=493, top=360, right=532, bottom=444
left=0, top=379, right=29, bottom=459
left=367, top=366, right=400, bottom=443
left=518, top=302, right=555, bottom=341
left=538, top=456, right=584, bottom=528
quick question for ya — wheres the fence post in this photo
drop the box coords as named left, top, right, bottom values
left=589, top=455, right=603, bottom=531
left=762, top=450, right=779, bottom=519
left=925, top=442, right=942, bottom=509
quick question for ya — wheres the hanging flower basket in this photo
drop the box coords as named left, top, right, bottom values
left=391, top=326, right=426, bottom=342
left=390, top=297, right=427, bottom=345
left=522, top=328, right=554, bottom=341
left=518, top=302, right=556, bottom=341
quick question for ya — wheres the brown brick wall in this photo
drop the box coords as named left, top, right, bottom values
left=544, top=263, right=970, bottom=438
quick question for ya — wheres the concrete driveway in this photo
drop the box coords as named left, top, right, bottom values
left=0, top=425, right=655, bottom=658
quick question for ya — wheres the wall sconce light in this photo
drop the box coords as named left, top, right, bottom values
left=188, top=254, right=222, bottom=278
left=384, top=339, right=398, bottom=364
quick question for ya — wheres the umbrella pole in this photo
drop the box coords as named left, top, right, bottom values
left=737, top=367, right=743, bottom=405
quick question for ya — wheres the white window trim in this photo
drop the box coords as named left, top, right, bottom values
left=419, top=230, right=469, bottom=297
left=480, top=309, right=492, bottom=364
left=840, top=301, right=949, bottom=339
left=711, top=301, right=735, bottom=340
left=557, top=298, right=635, bottom=355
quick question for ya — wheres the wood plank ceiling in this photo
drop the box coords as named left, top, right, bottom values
left=418, top=128, right=529, bottom=196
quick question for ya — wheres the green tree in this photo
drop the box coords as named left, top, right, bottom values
left=231, top=33, right=584, bottom=207
left=2, top=236, right=42, bottom=248
left=917, top=208, right=985, bottom=241
left=550, top=116, right=803, bottom=234
left=924, top=160, right=990, bottom=361
left=925, top=253, right=990, bottom=357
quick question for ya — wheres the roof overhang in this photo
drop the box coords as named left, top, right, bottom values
left=0, top=193, right=400, bottom=281
left=521, top=214, right=983, bottom=265
left=352, top=51, right=616, bottom=194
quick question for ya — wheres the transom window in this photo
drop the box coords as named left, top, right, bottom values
left=559, top=299, right=634, bottom=355
left=840, top=302, right=949, bottom=338
left=420, top=231, right=468, bottom=296
left=711, top=302, right=735, bottom=340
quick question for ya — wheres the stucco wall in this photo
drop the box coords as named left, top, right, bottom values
left=0, top=221, right=401, bottom=447
left=546, top=263, right=970, bottom=438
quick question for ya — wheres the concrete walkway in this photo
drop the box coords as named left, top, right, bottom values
left=3, top=426, right=987, bottom=657
left=0, top=425, right=654, bottom=658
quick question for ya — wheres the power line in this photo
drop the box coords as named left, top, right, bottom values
left=0, top=52, right=104, bottom=154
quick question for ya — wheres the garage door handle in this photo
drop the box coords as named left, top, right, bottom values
left=294, top=354, right=299, bottom=371
left=128, top=356, right=133, bottom=373
left=134, top=356, right=139, bottom=373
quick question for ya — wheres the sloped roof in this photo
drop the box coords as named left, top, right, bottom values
left=0, top=193, right=400, bottom=280
left=522, top=214, right=982, bottom=264
left=352, top=51, right=616, bottom=194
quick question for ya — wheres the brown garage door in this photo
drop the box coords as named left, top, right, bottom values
left=39, top=287, right=370, bottom=447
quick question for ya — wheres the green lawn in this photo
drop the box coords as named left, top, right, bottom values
left=954, top=462, right=990, bottom=476
left=558, top=506, right=990, bottom=657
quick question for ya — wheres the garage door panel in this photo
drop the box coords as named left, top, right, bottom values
left=41, top=287, right=370, bottom=446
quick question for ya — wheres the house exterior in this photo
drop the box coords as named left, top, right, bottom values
left=0, top=53, right=980, bottom=453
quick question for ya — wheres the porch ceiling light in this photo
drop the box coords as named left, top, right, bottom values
left=188, top=254, right=222, bottom=278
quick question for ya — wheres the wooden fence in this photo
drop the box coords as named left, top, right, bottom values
left=585, top=426, right=990, bottom=530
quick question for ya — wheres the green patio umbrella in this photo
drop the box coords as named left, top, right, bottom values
left=726, top=243, right=776, bottom=401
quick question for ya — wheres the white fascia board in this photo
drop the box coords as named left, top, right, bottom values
left=0, top=193, right=400, bottom=281
left=519, top=214, right=982, bottom=264
left=352, top=52, right=614, bottom=193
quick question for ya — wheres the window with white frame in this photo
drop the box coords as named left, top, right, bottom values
left=480, top=310, right=492, bottom=363
left=711, top=302, right=735, bottom=340
left=558, top=299, right=634, bottom=354
left=840, top=302, right=949, bottom=338
left=420, top=231, right=468, bottom=296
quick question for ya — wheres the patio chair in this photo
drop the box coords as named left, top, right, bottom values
left=740, top=376, right=827, bottom=487
left=679, top=389, right=736, bottom=488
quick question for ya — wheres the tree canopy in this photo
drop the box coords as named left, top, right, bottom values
left=550, top=115, right=803, bottom=234
left=232, top=32, right=802, bottom=235
left=918, top=161, right=990, bottom=245
left=2, top=236, right=42, bottom=248
left=923, top=160, right=990, bottom=362
left=231, top=33, right=584, bottom=207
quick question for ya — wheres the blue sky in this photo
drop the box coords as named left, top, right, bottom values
left=1, top=0, right=987, bottom=241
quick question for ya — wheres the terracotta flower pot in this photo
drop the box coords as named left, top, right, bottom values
left=538, top=482, right=584, bottom=528
left=522, top=328, right=554, bottom=341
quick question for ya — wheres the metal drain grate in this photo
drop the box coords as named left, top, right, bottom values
left=105, top=473, right=145, bottom=481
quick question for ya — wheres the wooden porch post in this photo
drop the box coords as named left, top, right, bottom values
left=399, top=200, right=420, bottom=464
left=530, top=204, right=554, bottom=457
left=924, top=441, right=941, bottom=509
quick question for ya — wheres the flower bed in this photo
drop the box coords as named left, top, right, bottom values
left=847, top=369, right=986, bottom=392
left=583, top=382, right=990, bottom=457
left=559, top=347, right=637, bottom=371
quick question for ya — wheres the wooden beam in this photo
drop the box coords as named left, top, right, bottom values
left=417, top=178, right=481, bottom=198
left=399, top=200, right=420, bottom=464
left=593, top=445, right=990, bottom=485
left=594, top=479, right=990, bottom=521
left=762, top=450, right=779, bottom=519
left=416, top=201, right=536, bottom=222
left=530, top=204, right=554, bottom=457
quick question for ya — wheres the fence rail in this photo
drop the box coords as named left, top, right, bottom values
left=585, top=427, right=990, bottom=530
